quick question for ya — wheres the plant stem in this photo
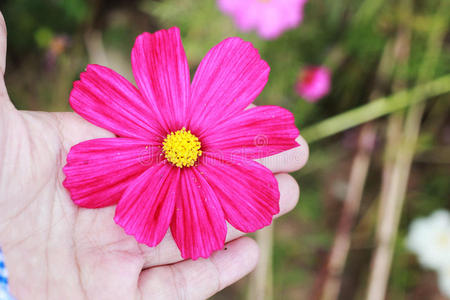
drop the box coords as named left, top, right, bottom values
left=365, top=1, right=447, bottom=299
left=320, top=124, right=376, bottom=300
left=302, top=74, right=450, bottom=143
left=248, top=225, right=274, bottom=300
left=353, top=0, right=386, bottom=24
left=315, top=40, right=395, bottom=300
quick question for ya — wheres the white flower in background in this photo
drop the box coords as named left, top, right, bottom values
left=406, top=210, right=450, bottom=270
left=438, top=267, right=450, bottom=298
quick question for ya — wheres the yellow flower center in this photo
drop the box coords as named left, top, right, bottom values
left=162, top=127, right=202, bottom=168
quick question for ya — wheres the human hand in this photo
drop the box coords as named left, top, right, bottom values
left=0, top=12, right=308, bottom=300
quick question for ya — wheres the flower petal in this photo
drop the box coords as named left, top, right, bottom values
left=198, top=152, right=280, bottom=233
left=201, top=105, right=299, bottom=159
left=63, top=138, right=161, bottom=208
left=131, top=28, right=190, bottom=132
left=171, top=168, right=227, bottom=260
left=114, top=163, right=179, bottom=247
left=70, top=64, right=164, bottom=140
left=188, top=37, right=270, bottom=134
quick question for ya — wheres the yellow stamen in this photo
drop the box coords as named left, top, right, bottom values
left=162, top=127, right=202, bottom=168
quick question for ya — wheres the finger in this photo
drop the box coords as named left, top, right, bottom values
left=138, top=237, right=259, bottom=300
left=140, top=173, right=299, bottom=268
left=257, top=135, right=309, bottom=173
left=0, top=10, right=15, bottom=114
left=224, top=173, right=299, bottom=241
left=245, top=103, right=308, bottom=173
left=246, top=103, right=309, bottom=174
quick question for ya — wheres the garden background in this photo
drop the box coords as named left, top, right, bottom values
left=1, top=0, right=449, bottom=299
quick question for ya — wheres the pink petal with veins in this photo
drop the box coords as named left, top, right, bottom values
left=201, top=105, right=299, bottom=159
left=189, top=37, right=270, bottom=135
left=63, top=138, right=160, bottom=208
left=131, top=28, right=190, bottom=132
left=198, top=152, right=280, bottom=233
left=114, top=163, right=180, bottom=247
left=171, top=168, right=227, bottom=260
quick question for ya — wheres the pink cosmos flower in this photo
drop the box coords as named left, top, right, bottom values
left=295, top=66, right=331, bottom=102
left=218, top=0, right=307, bottom=40
left=63, top=27, right=299, bottom=260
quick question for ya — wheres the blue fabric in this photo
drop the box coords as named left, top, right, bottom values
left=0, top=249, right=15, bottom=300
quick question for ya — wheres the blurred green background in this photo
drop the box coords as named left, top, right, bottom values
left=1, top=0, right=449, bottom=299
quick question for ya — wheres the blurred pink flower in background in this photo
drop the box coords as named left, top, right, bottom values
left=218, top=0, right=308, bottom=39
left=295, top=66, right=331, bottom=102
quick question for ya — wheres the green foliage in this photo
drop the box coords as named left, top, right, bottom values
left=2, top=0, right=89, bottom=55
left=34, top=27, right=54, bottom=48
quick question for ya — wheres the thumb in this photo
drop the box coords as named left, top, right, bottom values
left=0, top=11, right=6, bottom=76
left=0, top=10, right=14, bottom=112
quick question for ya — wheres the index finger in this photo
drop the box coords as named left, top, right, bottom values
left=0, top=11, right=6, bottom=75
left=257, top=135, right=309, bottom=173
left=245, top=103, right=308, bottom=173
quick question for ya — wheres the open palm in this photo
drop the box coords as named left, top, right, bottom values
left=0, top=13, right=308, bottom=300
